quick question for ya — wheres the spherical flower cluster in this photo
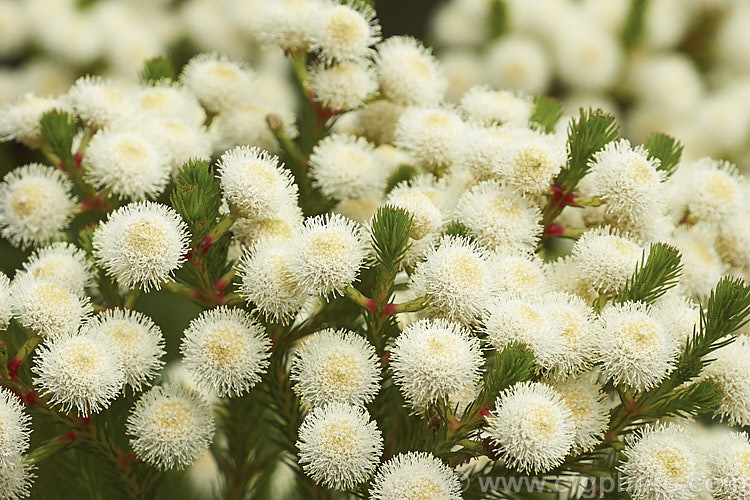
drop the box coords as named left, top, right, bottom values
left=0, top=93, right=70, bottom=148
left=0, top=387, right=31, bottom=464
left=709, top=432, right=750, bottom=500
left=0, top=454, right=33, bottom=500
left=93, top=201, right=190, bottom=291
left=0, top=163, right=76, bottom=249
left=374, top=36, right=447, bottom=106
left=572, top=227, right=643, bottom=294
left=20, top=242, right=93, bottom=293
left=395, top=107, right=467, bottom=173
left=390, top=318, right=483, bottom=412
left=701, top=337, right=750, bottom=426
left=552, top=375, right=609, bottom=453
left=313, top=2, right=380, bottom=63
left=180, top=307, right=271, bottom=398
left=291, top=328, right=380, bottom=407
left=127, top=384, right=215, bottom=470
left=386, top=177, right=443, bottom=241
left=308, top=134, right=384, bottom=200
left=460, top=85, right=532, bottom=127
left=179, top=53, right=254, bottom=114
left=296, top=402, right=383, bottom=490
left=369, top=452, right=462, bottom=500
left=309, top=61, right=377, bottom=111
left=485, top=381, right=575, bottom=473
left=68, top=76, right=133, bottom=129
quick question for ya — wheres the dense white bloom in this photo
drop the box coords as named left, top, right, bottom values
left=20, top=242, right=92, bottom=294
left=491, top=253, right=546, bottom=298
left=93, top=202, right=190, bottom=292
left=127, top=384, right=215, bottom=470
left=588, top=139, right=665, bottom=221
left=256, top=0, right=318, bottom=52
left=483, top=35, right=551, bottom=95
left=684, top=157, right=742, bottom=223
left=460, top=85, right=532, bottom=127
left=0, top=454, right=33, bottom=500
left=0, top=163, right=76, bottom=249
left=296, top=403, right=383, bottom=490
left=718, top=211, right=750, bottom=270
left=143, top=118, right=212, bottom=175
left=289, top=214, right=368, bottom=296
left=209, top=104, right=298, bottom=154
left=0, top=93, right=69, bottom=148
left=652, top=293, right=701, bottom=350
left=544, top=256, right=598, bottom=304
left=81, top=309, right=166, bottom=392
left=620, top=423, right=705, bottom=500
left=552, top=375, right=609, bottom=453
left=485, top=381, right=575, bottom=473
left=670, top=226, right=724, bottom=299
left=180, top=53, right=253, bottom=113
left=68, top=76, right=133, bottom=129
left=370, top=452, right=462, bottom=500
left=180, top=307, right=271, bottom=398
left=313, top=2, right=380, bottom=63
left=309, top=61, right=377, bottom=111
left=498, top=130, right=566, bottom=194
left=572, top=227, right=643, bottom=294
left=84, top=130, right=170, bottom=200
left=395, top=107, right=467, bottom=173
left=410, top=235, right=497, bottom=323
left=0, top=273, right=10, bottom=330
left=553, top=23, right=622, bottom=91
left=238, top=239, right=309, bottom=323
left=217, top=146, right=298, bottom=220
left=308, top=134, right=384, bottom=200
left=597, top=302, right=677, bottom=392
left=386, top=177, right=443, bottom=240
left=454, top=180, right=542, bottom=253
left=0, top=387, right=31, bottom=462
left=232, top=203, right=303, bottom=246
left=358, top=100, right=405, bottom=144
left=291, top=328, right=380, bottom=407
left=10, top=274, right=91, bottom=339
left=541, top=292, right=598, bottom=378
left=702, top=337, right=750, bottom=426
left=390, top=318, right=483, bottom=412
left=32, top=332, right=124, bottom=416
left=462, top=125, right=511, bottom=180
left=630, top=54, right=702, bottom=113
left=374, top=36, right=447, bottom=106
left=130, top=83, right=206, bottom=126
left=709, top=432, right=750, bottom=500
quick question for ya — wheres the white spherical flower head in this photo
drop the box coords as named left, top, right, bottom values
left=32, top=332, right=124, bottom=416
left=460, top=85, right=532, bottom=127
left=572, top=227, right=643, bottom=294
left=291, top=328, right=380, bottom=407
left=238, top=239, right=309, bottom=324
left=671, top=226, right=724, bottom=300
left=541, top=292, right=598, bottom=378
left=0, top=273, right=10, bottom=330
left=0, top=387, right=31, bottom=461
left=358, top=100, right=405, bottom=144
left=0, top=454, right=33, bottom=500
left=93, top=202, right=190, bottom=292
left=309, top=61, right=377, bottom=111
left=455, top=180, right=542, bottom=253
left=289, top=214, right=368, bottom=297
left=545, top=257, right=599, bottom=304
left=127, top=384, right=215, bottom=470
left=386, top=177, right=443, bottom=241
left=256, top=0, right=318, bottom=52
left=81, top=309, right=166, bottom=392
left=130, top=83, right=206, bottom=126
left=391, top=318, right=483, bottom=412
left=0, top=163, right=76, bottom=249
left=491, top=253, right=546, bottom=298
left=701, top=337, right=750, bottom=426
left=589, top=139, right=665, bottom=222
left=499, top=131, right=566, bottom=194
left=21, top=242, right=93, bottom=294
left=709, top=432, right=750, bottom=500
left=296, top=402, right=383, bottom=490
left=483, top=296, right=561, bottom=369
left=180, top=307, right=271, bottom=398
left=652, top=294, right=700, bottom=350
left=597, top=302, right=677, bottom=392
left=84, top=130, right=170, bottom=200
left=68, top=76, right=133, bottom=129
left=484, top=34, right=551, bottom=95
left=554, top=25, right=622, bottom=91
left=395, top=107, right=468, bottom=173
left=0, top=93, right=70, bottom=148
left=10, top=274, right=91, bottom=340
left=180, top=53, right=254, bottom=114
left=308, top=134, right=384, bottom=200
left=313, top=2, right=380, bottom=63
left=370, top=452, right=462, bottom=500
left=686, top=158, right=742, bottom=223
left=411, top=235, right=497, bottom=323
left=143, top=119, right=212, bottom=176
left=620, top=423, right=705, bottom=500
left=232, top=204, right=302, bottom=246
left=485, top=381, right=575, bottom=473
left=217, top=146, right=298, bottom=220
left=375, top=36, right=447, bottom=106
left=463, top=125, right=512, bottom=180
left=718, top=211, right=750, bottom=270
left=552, top=375, right=609, bottom=453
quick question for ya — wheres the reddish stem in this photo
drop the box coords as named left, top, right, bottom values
left=545, top=223, right=566, bottom=237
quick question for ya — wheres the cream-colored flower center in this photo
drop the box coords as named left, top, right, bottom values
left=652, top=446, right=689, bottom=480
left=619, top=317, right=660, bottom=355
left=309, top=230, right=352, bottom=260
left=123, top=219, right=169, bottom=256
left=10, top=180, right=48, bottom=218
left=241, top=160, right=281, bottom=188
left=208, top=63, right=241, bottom=83
left=523, top=402, right=560, bottom=441
left=490, top=197, right=521, bottom=219
left=203, top=326, right=244, bottom=370
left=319, top=349, right=361, bottom=394
left=100, top=87, right=126, bottom=106
left=62, top=342, right=104, bottom=382
left=321, top=419, right=357, bottom=457
left=505, top=61, right=528, bottom=86
left=553, top=310, right=585, bottom=343
left=625, top=157, right=656, bottom=185
left=31, top=256, right=67, bottom=281
left=704, top=172, right=737, bottom=203
left=734, top=449, right=750, bottom=477
left=424, top=331, right=459, bottom=360
left=34, top=282, right=74, bottom=309
left=395, top=191, right=435, bottom=240
left=152, top=400, right=192, bottom=437
left=559, top=390, right=592, bottom=422
left=116, top=138, right=149, bottom=164
left=335, top=145, right=372, bottom=173
left=139, top=90, right=171, bottom=111
left=515, top=146, right=554, bottom=176
left=404, top=476, right=444, bottom=500
left=406, top=53, right=431, bottom=78
left=608, top=237, right=640, bottom=260
left=326, top=9, right=367, bottom=47
left=105, top=322, right=143, bottom=353
left=446, top=251, right=483, bottom=289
